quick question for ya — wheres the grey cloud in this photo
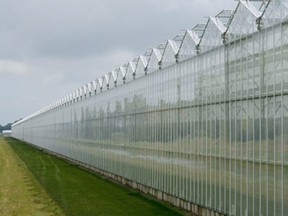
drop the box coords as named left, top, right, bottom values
left=0, top=0, right=237, bottom=125
left=0, top=0, right=236, bottom=59
left=0, top=60, right=29, bottom=75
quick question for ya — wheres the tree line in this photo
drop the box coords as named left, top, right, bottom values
left=0, top=123, right=12, bottom=132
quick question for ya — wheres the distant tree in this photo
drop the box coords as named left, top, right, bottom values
left=0, top=123, right=12, bottom=132
left=3, top=123, right=12, bottom=131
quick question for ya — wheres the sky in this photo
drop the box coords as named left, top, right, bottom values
left=0, top=0, right=237, bottom=125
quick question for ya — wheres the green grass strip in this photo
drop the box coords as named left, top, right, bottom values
left=0, top=137, right=63, bottom=216
left=7, top=137, right=184, bottom=216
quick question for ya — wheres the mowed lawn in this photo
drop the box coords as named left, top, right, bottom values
left=0, top=137, right=63, bottom=216
left=2, top=137, right=185, bottom=216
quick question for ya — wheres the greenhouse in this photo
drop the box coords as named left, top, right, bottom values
left=12, top=0, right=288, bottom=215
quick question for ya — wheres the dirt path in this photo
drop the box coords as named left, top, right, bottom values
left=0, top=137, right=64, bottom=216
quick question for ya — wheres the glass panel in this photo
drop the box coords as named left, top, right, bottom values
left=134, top=56, right=147, bottom=78
left=262, top=0, right=288, bottom=27
left=146, top=49, right=161, bottom=73
left=178, top=30, right=199, bottom=61
left=200, top=17, right=226, bottom=53
left=161, top=40, right=178, bottom=68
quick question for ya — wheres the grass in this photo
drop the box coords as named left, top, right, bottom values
left=0, top=137, right=63, bottom=216
left=5, top=137, right=185, bottom=216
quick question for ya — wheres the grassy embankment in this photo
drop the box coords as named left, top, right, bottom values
left=2, top=137, right=185, bottom=216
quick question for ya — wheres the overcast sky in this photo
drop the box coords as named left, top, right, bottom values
left=0, top=0, right=237, bottom=125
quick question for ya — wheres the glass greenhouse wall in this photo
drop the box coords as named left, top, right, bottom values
left=12, top=1, right=288, bottom=215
